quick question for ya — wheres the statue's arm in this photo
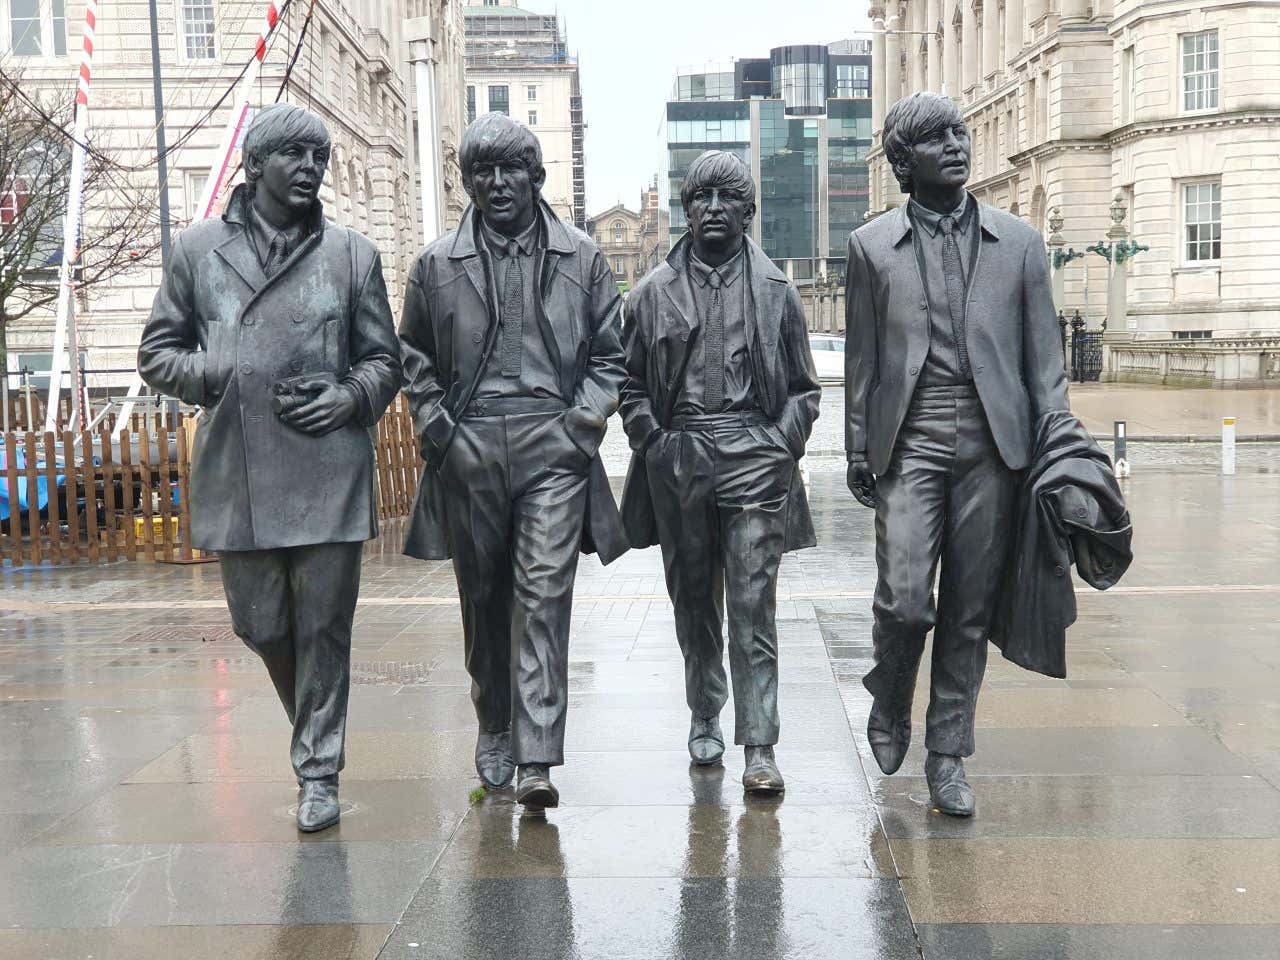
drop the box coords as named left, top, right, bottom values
left=562, top=250, right=627, bottom=460
left=776, top=284, right=822, bottom=458
left=398, top=254, right=454, bottom=466
left=618, top=290, right=661, bottom=454
left=844, top=232, right=876, bottom=462
left=1022, top=233, right=1071, bottom=416
left=343, top=250, right=401, bottom=427
left=137, top=237, right=210, bottom=405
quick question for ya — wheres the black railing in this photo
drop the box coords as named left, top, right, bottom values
left=1058, top=310, right=1105, bottom=383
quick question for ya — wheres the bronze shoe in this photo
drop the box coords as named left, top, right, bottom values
left=866, top=696, right=912, bottom=775
left=688, top=715, right=725, bottom=765
left=475, top=729, right=516, bottom=789
left=925, top=752, right=976, bottom=817
left=742, top=745, right=785, bottom=795
left=515, top=763, right=560, bottom=809
left=297, top=780, right=340, bottom=833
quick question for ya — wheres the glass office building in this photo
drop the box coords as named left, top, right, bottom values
left=664, top=41, right=872, bottom=284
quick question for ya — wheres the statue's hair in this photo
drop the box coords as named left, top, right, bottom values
left=460, top=113, right=545, bottom=188
left=882, top=92, right=965, bottom=193
left=680, top=150, right=756, bottom=212
left=242, top=104, right=331, bottom=183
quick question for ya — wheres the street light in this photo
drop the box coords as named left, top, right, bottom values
left=1087, top=196, right=1149, bottom=265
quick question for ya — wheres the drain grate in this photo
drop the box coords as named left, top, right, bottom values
left=124, top=625, right=238, bottom=644
left=351, top=659, right=440, bottom=685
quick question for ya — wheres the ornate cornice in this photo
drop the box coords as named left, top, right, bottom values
left=1108, top=110, right=1280, bottom=147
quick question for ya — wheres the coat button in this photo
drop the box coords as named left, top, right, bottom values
left=243, top=316, right=255, bottom=327
left=919, top=301, right=927, bottom=311
left=240, top=363, right=253, bottom=375
left=291, top=360, right=303, bottom=372
left=473, top=333, right=482, bottom=343
left=1075, top=506, right=1088, bottom=518
left=909, top=365, right=920, bottom=376
left=974, top=364, right=985, bottom=374
left=1053, top=564, right=1066, bottom=577
left=292, top=314, right=305, bottom=323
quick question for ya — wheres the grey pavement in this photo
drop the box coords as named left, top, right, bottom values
left=1, top=443, right=1278, bottom=957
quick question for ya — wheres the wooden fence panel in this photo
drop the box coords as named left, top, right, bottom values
left=60, top=431, right=79, bottom=564
left=137, top=428, right=156, bottom=563
left=81, top=429, right=100, bottom=565
left=23, top=433, right=41, bottom=566
left=119, top=432, right=137, bottom=562
left=176, top=421, right=193, bottom=562
left=42, top=432, right=61, bottom=565
left=156, top=427, right=175, bottom=562
left=4, top=433, right=21, bottom=566
left=99, top=426, right=119, bottom=563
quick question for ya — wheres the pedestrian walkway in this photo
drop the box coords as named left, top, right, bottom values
left=0, top=460, right=1277, bottom=958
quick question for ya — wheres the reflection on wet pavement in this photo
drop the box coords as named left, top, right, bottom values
left=1, top=457, right=1278, bottom=958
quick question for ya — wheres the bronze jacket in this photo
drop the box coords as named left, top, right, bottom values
left=618, top=235, right=821, bottom=551
left=844, top=199, right=1070, bottom=474
left=399, top=201, right=628, bottom=564
left=137, top=185, right=400, bottom=552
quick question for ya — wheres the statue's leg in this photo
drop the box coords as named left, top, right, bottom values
left=927, top=402, right=1017, bottom=759
left=864, top=403, right=950, bottom=774
left=717, top=425, right=791, bottom=749
left=287, top=540, right=363, bottom=782
left=647, top=428, right=728, bottom=726
left=506, top=421, right=589, bottom=769
left=440, top=418, right=516, bottom=741
left=220, top=549, right=296, bottom=723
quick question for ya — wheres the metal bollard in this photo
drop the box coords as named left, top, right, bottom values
left=1113, top=420, right=1130, bottom=478
left=1222, top=417, right=1236, bottom=476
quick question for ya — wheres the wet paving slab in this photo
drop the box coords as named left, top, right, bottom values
left=1, top=463, right=1279, bottom=957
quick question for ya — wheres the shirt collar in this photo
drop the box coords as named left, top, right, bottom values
left=482, top=216, right=541, bottom=258
left=247, top=203, right=309, bottom=267
left=909, top=193, right=972, bottom=238
left=689, top=246, right=745, bottom=288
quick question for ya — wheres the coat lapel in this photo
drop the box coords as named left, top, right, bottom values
left=540, top=204, right=579, bottom=380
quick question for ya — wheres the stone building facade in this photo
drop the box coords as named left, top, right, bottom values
left=2, top=0, right=465, bottom=390
left=585, top=204, right=644, bottom=289
left=866, top=0, right=1280, bottom=385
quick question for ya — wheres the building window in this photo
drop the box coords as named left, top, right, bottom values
left=466, top=85, right=476, bottom=123
left=612, top=220, right=624, bottom=243
left=51, top=0, right=66, bottom=55
left=8, top=0, right=44, bottom=55
left=1183, top=181, right=1221, bottom=263
left=834, top=64, right=870, bottom=98
left=181, top=0, right=217, bottom=61
left=186, top=171, right=209, bottom=220
left=489, top=85, right=509, bottom=116
left=528, top=110, right=538, bottom=126
left=1181, top=31, right=1218, bottom=112
left=526, top=85, right=538, bottom=101
left=1173, top=330, right=1212, bottom=340
left=1121, top=46, right=1135, bottom=123
left=614, top=256, right=626, bottom=276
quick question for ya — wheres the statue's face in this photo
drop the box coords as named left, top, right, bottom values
left=252, top=139, right=330, bottom=221
left=909, top=120, right=971, bottom=193
left=686, top=182, right=754, bottom=252
left=468, top=160, right=542, bottom=233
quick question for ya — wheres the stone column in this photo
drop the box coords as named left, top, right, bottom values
left=871, top=4, right=888, bottom=133
left=982, top=0, right=1000, bottom=80
left=927, top=0, right=943, bottom=90
left=1004, top=0, right=1023, bottom=67
left=961, top=0, right=979, bottom=94
left=884, top=1, right=903, bottom=111
left=942, top=3, right=959, bottom=96
left=1024, top=0, right=1047, bottom=34
left=911, top=0, right=927, bottom=93
left=1061, top=0, right=1089, bottom=22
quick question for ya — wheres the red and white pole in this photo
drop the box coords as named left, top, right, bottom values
left=44, top=0, right=99, bottom=431
left=193, top=1, right=282, bottom=220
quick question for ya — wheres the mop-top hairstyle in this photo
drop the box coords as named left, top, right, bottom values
left=460, top=113, right=546, bottom=194
left=242, top=104, right=331, bottom=184
left=680, top=150, right=756, bottom=213
left=882, top=92, right=966, bottom=194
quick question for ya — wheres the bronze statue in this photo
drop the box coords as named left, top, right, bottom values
left=844, top=93, right=1072, bottom=816
left=138, top=103, right=401, bottom=832
left=620, top=150, right=821, bottom=794
left=399, top=114, right=627, bottom=809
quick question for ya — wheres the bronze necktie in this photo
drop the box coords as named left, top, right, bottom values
left=501, top=240, right=523, bottom=378
left=704, top=269, right=725, bottom=411
left=265, top=235, right=288, bottom=278
left=939, top=215, right=972, bottom=379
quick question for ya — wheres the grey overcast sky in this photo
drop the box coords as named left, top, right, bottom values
left=537, top=1, right=872, bottom=216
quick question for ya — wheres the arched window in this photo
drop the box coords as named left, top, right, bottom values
left=612, top=220, right=625, bottom=244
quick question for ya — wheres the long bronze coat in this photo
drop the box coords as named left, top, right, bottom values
left=138, top=185, right=400, bottom=551
left=617, top=235, right=822, bottom=551
left=399, top=201, right=628, bottom=565
left=844, top=200, right=1070, bottom=475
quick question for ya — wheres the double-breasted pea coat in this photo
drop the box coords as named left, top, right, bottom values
left=138, top=185, right=401, bottom=551
left=399, top=200, right=628, bottom=564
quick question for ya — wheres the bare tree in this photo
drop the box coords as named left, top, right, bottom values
left=0, top=69, right=163, bottom=390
